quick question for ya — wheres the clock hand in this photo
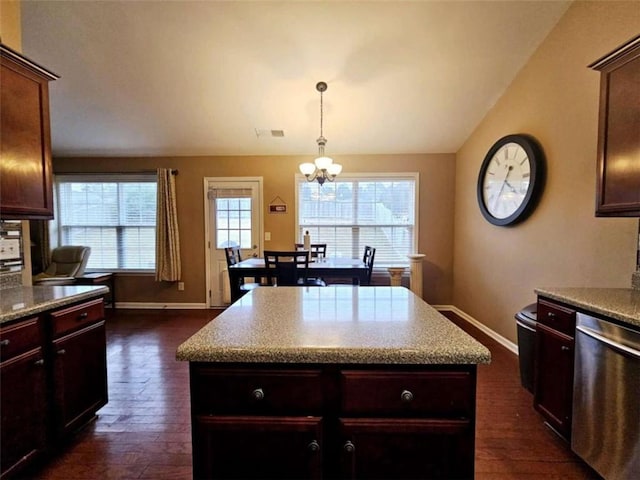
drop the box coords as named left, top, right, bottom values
left=493, top=165, right=513, bottom=212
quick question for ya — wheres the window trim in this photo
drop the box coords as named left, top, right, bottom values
left=52, top=173, right=158, bottom=273
left=294, top=172, right=419, bottom=267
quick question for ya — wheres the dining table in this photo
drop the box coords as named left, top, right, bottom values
left=227, top=256, right=369, bottom=303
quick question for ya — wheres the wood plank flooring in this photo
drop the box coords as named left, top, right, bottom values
left=26, top=308, right=600, bottom=479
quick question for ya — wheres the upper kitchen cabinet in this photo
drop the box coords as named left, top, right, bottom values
left=0, top=44, right=59, bottom=220
left=590, top=35, right=640, bottom=217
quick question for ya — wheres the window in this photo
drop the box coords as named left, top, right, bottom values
left=210, top=188, right=253, bottom=249
left=296, top=173, right=418, bottom=267
left=53, top=174, right=157, bottom=271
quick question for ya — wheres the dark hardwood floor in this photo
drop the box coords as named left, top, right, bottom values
left=26, top=308, right=599, bottom=480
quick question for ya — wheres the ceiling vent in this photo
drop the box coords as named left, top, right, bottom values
left=255, top=128, right=285, bottom=138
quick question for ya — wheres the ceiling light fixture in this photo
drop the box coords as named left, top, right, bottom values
left=299, top=81, right=342, bottom=185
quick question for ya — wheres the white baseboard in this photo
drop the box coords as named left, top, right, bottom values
left=113, top=302, right=208, bottom=310
left=434, top=305, right=519, bottom=355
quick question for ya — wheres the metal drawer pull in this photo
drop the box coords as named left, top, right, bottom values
left=57, top=349, right=66, bottom=355
left=251, top=388, right=264, bottom=401
left=0, top=339, right=9, bottom=346
left=34, top=359, right=44, bottom=366
left=547, top=312, right=556, bottom=319
left=561, top=346, right=570, bottom=352
left=343, top=441, right=355, bottom=453
left=308, top=440, right=320, bottom=452
left=401, top=389, right=414, bottom=403
left=77, top=312, right=89, bottom=320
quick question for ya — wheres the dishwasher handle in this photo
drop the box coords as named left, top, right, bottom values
left=576, top=325, right=640, bottom=360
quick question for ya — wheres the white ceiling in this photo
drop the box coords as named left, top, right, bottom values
left=21, top=1, right=571, bottom=158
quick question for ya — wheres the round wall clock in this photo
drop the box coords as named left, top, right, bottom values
left=477, top=134, right=545, bottom=226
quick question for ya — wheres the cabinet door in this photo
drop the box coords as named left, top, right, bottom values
left=0, top=47, right=56, bottom=220
left=0, top=348, right=47, bottom=479
left=534, top=323, right=574, bottom=439
left=592, top=36, right=640, bottom=216
left=192, top=415, right=322, bottom=480
left=52, top=321, right=108, bottom=436
left=339, top=418, right=473, bottom=479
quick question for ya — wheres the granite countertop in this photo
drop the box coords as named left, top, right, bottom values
left=0, top=285, right=109, bottom=324
left=535, top=287, right=640, bottom=328
left=176, top=286, right=491, bottom=365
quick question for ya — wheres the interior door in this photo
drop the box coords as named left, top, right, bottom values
left=205, top=178, right=263, bottom=307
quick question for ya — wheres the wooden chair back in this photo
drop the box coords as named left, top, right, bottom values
left=264, top=250, right=310, bottom=286
left=362, top=246, right=376, bottom=285
left=295, top=243, right=327, bottom=259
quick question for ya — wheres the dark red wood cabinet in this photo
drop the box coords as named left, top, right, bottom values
left=534, top=298, right=577, bottom=440
left=0, top=318, right=47, bottom=479
left=590, top=35, right=640, bottom=217
left=189, top=364, right=477, bottom=479
left=0, top=297, right=107, bottom=479
left=0, top=44, right=58, bottom=220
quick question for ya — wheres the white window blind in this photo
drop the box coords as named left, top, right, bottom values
left=54, top=174, right=157, bottom=271
left=296, top=174, right=418, bottom=267
left=209, top=187, right=253, bottom=249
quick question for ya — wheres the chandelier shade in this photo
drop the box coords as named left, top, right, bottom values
left=299, top=81, right=342, bottom=186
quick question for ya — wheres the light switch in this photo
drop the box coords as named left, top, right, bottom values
left=265, top=232, right=271, bottom=241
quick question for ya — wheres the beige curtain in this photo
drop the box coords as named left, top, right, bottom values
left=155, top=168, right=181, bottom=282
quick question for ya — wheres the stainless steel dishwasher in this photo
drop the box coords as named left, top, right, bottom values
left=572, top=313, right=640, bottom=479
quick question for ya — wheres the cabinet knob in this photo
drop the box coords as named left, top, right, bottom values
left=307, top=440, right=320, bottom=453
left=34, top=359, right=44, bottom=366
left=251, top=388, right=264, bottom=401
left=343, top=441, right=355, bottom=453
left=0, top=339, right=9, bottom=346
left=77, top=312, right=89, bottom=321
left=57, top=349, right=66, bottom=355
left=400, top=389, right=414, bottom=403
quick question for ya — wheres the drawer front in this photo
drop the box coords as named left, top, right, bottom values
left=0, top=317, right=41, bottom=361
left=191, top=367, right=323, bottom=415
left=537, top=299, right=576, bottom=336
left=51, top=298, right=104, bottom=338
left=341, top=370, right=474, bottom=417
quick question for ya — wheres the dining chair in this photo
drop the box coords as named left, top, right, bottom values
left=295, top=243, right=328, bottom=284
left=362, top=246, right=376, bottom=285
left=224, top=246, right=262, bottom=298
left=294, top=243, right=327, bottom=259
left=264, top=250, right=326, bottom=287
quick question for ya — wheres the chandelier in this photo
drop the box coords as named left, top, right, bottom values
left=299, top=81, right=342, bottom=185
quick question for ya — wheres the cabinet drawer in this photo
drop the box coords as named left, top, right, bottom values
left=191, top=367, right=323, bottom=415
left=341, top=370, right=474, bottom=417
left=537, top=299, right=576, bottom=336
left=51, top=298, right=104, bottom=338
left=0, top=317, right=41, bottom=361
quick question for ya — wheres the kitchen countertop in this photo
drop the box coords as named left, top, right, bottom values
left=0, top=285, right=109, bottom=324
left=535, top=287, right=640, bottom=328
left=176, top=286, right=491, bottom=365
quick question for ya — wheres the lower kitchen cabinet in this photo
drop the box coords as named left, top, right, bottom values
left=339, top=418, right=473, bottom=479
left=189, top=364, right=477, bottom=479
left=193, top=415, right=323, bottom=480
left=534, top=298, right=576, bottom=440
left=0, top=296, right=107, bottom=478
left=0, top=321, right=47, bottom=479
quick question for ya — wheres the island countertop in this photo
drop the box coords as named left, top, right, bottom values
left=176, top=286, right=491, bottom=365
left=0, top=285, right=109, bottom=324
left=535, top=287, right=640, bottom=328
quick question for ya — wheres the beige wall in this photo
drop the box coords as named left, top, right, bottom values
left=0, top=0, right=21, bottom=50
left=453, top=1, right=639, bottom=343
left=54, top=153, right=456, bottom=305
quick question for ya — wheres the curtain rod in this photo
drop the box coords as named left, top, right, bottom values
left=54, top=169, right=179, bottom=176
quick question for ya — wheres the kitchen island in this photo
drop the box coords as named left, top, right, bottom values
left=177, top=286, right=491, bottom=479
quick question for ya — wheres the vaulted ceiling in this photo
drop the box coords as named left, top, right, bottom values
left=21, top=1, right=571, bottom=157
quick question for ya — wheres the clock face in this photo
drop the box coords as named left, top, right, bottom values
left=477, top=134, right=545, bottom=226
left=481, top=142, right=531, bottom=219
